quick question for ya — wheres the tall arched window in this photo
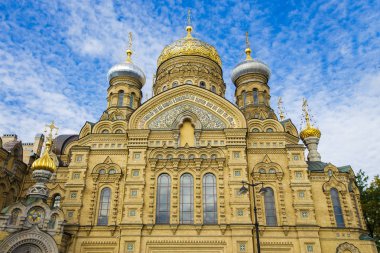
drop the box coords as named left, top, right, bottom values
left=129, top=93, right=135, bottom=108
left=97, top=187, right=111, bottom=225
left=172, top=81, right=178, bottom=87
left=52, top=194, right=61, bottom=208
left=263, top=187, right=277, bottom=226
left=180, top=173, right=194, bottom=224
left=117, top=90, right=124, bottom=106
left=242, top=90, right=247, bottom=106
left=211, top=85, right=216, bottom=93
left=330, top=188, right=345, bottom=227
left=156, top=174, right=171, bottom=224
left=199, top=81, right=206, bottom=88
left=8, top=209, right=20, bottom=225
left=253, top=89, right=258, bottom=105
left=48, top=214, right=57, bottom=229
left=203, top=173, right=217, bottom=224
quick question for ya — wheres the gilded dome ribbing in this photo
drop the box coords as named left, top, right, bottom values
left=157, top=26, right=222, bottom=67
left=300, top=127, right=321, bottom=140
left=31, top=140, right=56, bottom=173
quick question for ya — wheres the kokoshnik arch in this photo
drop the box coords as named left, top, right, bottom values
left=0, top=16, right=376, bottom=253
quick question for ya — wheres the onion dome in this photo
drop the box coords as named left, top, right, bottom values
left=107, top=37, right=146, bottom=85
left=231, top=35, right=270, bottom=83
left=157, top=25, right=222, bottom=67
left=31, top=139, right=56, bottom=173
left=300, top=99, right=321, bottom=141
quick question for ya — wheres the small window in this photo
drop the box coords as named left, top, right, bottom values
left=156, top=154, right=163, bottom=160
left=52, top=194, right=61, bottom=208
left=109, top=168, right=116, bottom=174
left=130, top=190, right=138, bottom=197
left=266, top=128, right=274, bottom=133
left=295, top=171, right=303, bottom=179
left=252, top=128, right=260, bottom=133
left=129, top=209, right=136, bottom=216
left=237, top=209, right=244, bottom=216
left=134, top=152, right=141, bottom=160
left=172, top=81, right=178, bottom=87
left=117, top=90, right=124, bottom=106
left=268, top=168, right=276, bottom=174
left=70, top=192, right=77, bottom=199
left=115, top=129, right=123, bottom=133
left=167, top=154, right=173, bottom=159
left=199, top=81, right=206, bottom=88
left=67, top=211, right=74, bottom=218
left=233, top=151, right=240, bottom=158
left=298, top=191, right=305, bottom=199
left=301, top=211, right=309, bottom=218
left=328, top=169, right=333, bottom=177
left=185, top=80, right=193, bottom=85
left=293, top=155, right=300, bottom=160
left=188, top=154, right=195, bottom=159
left=99, top=169, right=106, bottom=175
left=178, top=154, right=185, bottom=159
left=127, top=243, right=134, bottom=252
left=211, top=154, right=217, bottom=159
left=234, top=170, right=241, bottom=177
left=239, top=242, right=247, bottom=252
left=72, top=173, right=80, bottom=179
left=259, top=168, right=266, bottom=174
left=211, top=85, right=216, bottom=93
left=101, top=129, right=109, bottom=134
left=75, top=155, right=83, bottom=162
left=306, top=245, right=314, bottom=252
left=200, top=154, right=207, bottom=159
left=163, top=86, right=167, bottom=91
left=132, top=169, right=139, bottom=177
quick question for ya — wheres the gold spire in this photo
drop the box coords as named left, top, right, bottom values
left=31, top=121, right=58, bottom=173
left=278, top=97, right=285, bottom=121
left=300, top=99, right=321, bottom=140
left=186, top=9, right=193, bottom=38
left=245, top=32, right=252, bottom=60
left=126, top=32, right=133, bottom=63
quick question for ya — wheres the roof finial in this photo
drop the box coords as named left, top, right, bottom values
left=245, top=32, right=252, bottom=60
left=302, top=98, right=311, bottom=128
left=126, top=32, right=133, bottom=63
left=278, top=97, right=285, bottom=121
left=44, top=121, right=59, bottom=152
left=186, top=9, right=193, bottom=38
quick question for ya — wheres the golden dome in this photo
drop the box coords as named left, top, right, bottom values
left=157, top=26, right=222, bottom=67
left=31, top=140, right=56, bottom=173
left=300, top=126, right=321, bottom=140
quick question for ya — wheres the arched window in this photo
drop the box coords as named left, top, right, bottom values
left=266, top=128, right=274, bottom=133
left=172, top=81, right=178, bottom=87
left=203, top=173, right=217, bottom=224
left=242, top=90, right=247, bottom=106
left=211, top=85, right=216, bottom=93
left=263, top=187, right=277, bottom=226
left=108, top=168, right=116, bottom=174
left=330, top=188, right=345, bottom=227
left=129, top=93, right=135, bottom=108
left=48, top=214, right=57, bottom=229
left=252, top=128, right=260, bottom=133
left=185, top=80, right=193, bottom=85
left=167, top=154, right=173, bottom=159
left=52, top=194, right=61, bottom=208
left=200, top=154, right=207, bottom=159
left=97, top=187, right=111, bottom=225
left=99, top=169, right=106, bottom=175
left=188, top=154, right=195, bottom=159
left=211, top=154, right=217, bottom=159
left=268, top=168, right=276, bottom=174
left=263, top=90, right=268, bottom=105
left=156, top=174, right=171, bottom=224
left=199, top=81, right=206, bottom=88
left=115, top=129, right=123, bottom=134
left=101, top=129, right=109, bottom=134
left=156, top=154, right=163, bottom=160
left=117, top=91, right=124, bottom=106
left=253, top=89, right=258, bottom=105
left=180, top=173, right=194, bottom=224
left=8, top=209, right=20, bottom=225
left=163, top=86, right=167, bottom=91
left=259, top=168, right=266, bottom=174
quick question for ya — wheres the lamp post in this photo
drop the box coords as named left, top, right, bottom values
left=239, top=181, right=266, bottom=253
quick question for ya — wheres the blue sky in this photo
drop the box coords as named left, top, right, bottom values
left=0, top=0, right=379, bottom=177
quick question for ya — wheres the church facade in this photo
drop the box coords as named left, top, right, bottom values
left=0, top=23, right=377, bottom=253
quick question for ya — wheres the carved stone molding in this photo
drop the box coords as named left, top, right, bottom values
left=336, top=242, right=360, bottom=253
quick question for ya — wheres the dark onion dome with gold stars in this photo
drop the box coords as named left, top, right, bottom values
left=31, top=139, right=56, bottom=173
left=157, top=25, right=222, bottom=68
left=231, top=34, right=271, bottom=83
left=107, top=33, right=146, bottom=85
left=300, top=99, right=321, bottom=140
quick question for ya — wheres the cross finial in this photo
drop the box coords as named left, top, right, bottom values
left=302, top=98, right=311, bottom=128
left=245, top=32, right=252, bottom=60
left=44, top=121, right=59, bottom=151
left=187, top=9, right=192, bottom=26
left=126, top=32, right=133, bottom=63
left=278, top=97, right=285, bottom=121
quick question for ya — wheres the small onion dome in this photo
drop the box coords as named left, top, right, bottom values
left=107, top=49, right=146, bottom=85
left=231, top=59, right=271, bottom=84
left=31, top=144, right=56, bottom=173
left=300, top=126, right=321, bottom=141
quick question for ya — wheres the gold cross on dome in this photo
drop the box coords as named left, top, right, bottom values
left=245, top=32, right=250, bottom=48
left=128, top=32, right=133, bottom=50
left=277, top=97, right=285, bottom=121
left=302, top=98, right=311, bottom=128
left=45, top=121, right=59, bottom=140
left=187, top=9, right=192, bottom=26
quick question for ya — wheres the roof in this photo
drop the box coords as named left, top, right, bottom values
left=2, top=140, right=21, bottom=152
left=52, top=135, right=79, bottom=155
left=307, top=161, right=352, bottom=173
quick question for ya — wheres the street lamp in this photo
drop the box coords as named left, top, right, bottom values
left=239, top=181, right=266, bottom=253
